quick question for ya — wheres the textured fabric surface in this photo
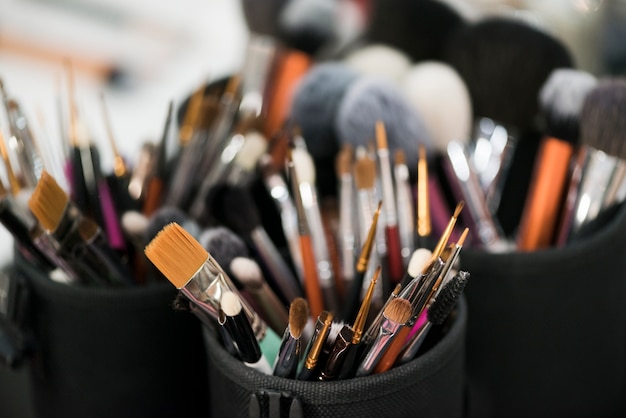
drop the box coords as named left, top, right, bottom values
left=460, top=203, right=626, bottom=418
left=205, top=298, right=467, bottom=418
left=14, top=256, right=210, bottom=418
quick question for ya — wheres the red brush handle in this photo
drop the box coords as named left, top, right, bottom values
left=385, top=225, right=404, bottom=283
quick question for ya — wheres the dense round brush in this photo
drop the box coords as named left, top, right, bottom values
left=518, top=68, right=597, bottom=250
left=198, top=226, right=249, bottom=278
left=143, top=206, right=201, bottom=248
left=403, top=61, right=473, bottom=153
left=278, top=0, right=338, bottom=56
left=365, top=0, right=466, bottom=62
left=343, top=43, right=412, bottom=86
left=335, top=76, right=434, bottom=174
left=289, top=62, right=360, bottom=197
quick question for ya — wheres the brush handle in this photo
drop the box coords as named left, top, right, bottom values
left=385, top=225, right=404, bottom=283
left=517, top=137, right=574, bottom=251
left=141, top=177, right=164, bottom=217
left=97, top=180, right=126, bottom=251
left=342, top=269, right=365, bottom=323
left=299, top=234, right=324, bottom=319
left=224, top=311, right=263, bottom=364
left=371, top=325, right=410, bottom=374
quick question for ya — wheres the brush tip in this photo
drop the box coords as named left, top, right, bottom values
left=453, top=201, right=465, bottom=218
left=383, top=297, right=412, bottom=324
left=230, top=256, right=263, bottom=289
left=289, top=297, right=310, bottom=338
left=144, top=222, right=208, bottom=289
left=407, top=248, right=433, bottom=277
left=220, top=291, right=243, bottom=317
left=28, top=171, right=68, bottom=232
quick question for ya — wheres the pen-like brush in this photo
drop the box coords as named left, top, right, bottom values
left=375, top=121, right=404, bottom=285
left=394, top=149, right=415, bottom=263
left=230, top=256, right=290, bottom=335
left=336, top=144, right=356, bottom=288
left=273, top=297, right=309, bottom=378
left=297, top=310, right=333, bottom=381
left=356, top=297, right=412, bottom=377
left=287, top=150, right=325, bottom=318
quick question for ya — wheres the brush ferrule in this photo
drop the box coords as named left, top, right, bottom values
left=356, top=318, right=405, bottom=377
left=320, top=325, right=354, bottom=381
left=273, top=329, right=303, bottom=379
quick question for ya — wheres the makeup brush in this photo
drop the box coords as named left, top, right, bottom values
left=342, top=199, right=381, bottom=323
left=561, top=78, right=626, bottom=242
left=0, top=131, right=23, bottom=196
left=399, top=247, right=433, bottom=289
left=335, top=75, right=434, bottom=175
left=28, top=171, right=133, bottom=286
left=210, top=184, right=302, bottom=304
left=142, top=100, right=174, bottom=217
left=278, top=0, right=338, bottom=56
left=335, top=265, right=381, bottom=380
left=220, top=291, right=272, bottom=374
left=240, top=0, right=289, bottom=38
left=273, top=297, right=309, bottom=378
left=287, top=150, right=325, bottom=318
left=230, top=256, right=290, bottom=335
left=375, top=121, right=404, bottom=285
left=143, top=206, right=201, bottom=249
left=289, top=62, right=359, bottom=197
left=443, top=17, right=574, bottom=234
left=336, top=144, right=356, bottom=288
left=144, top=222, right=282, bottom=363
left=297, top=310, right=333, bottom=381
left=290, top=145, right=339, bottom=313
left=394, top=149, right=415, bottom=263
left=198, top=226, right=249, bottom=279
left=397, top=269, right=469, bottom=364
left=0, top=179, right=55, bottom=270
left=259, top=154, right=303, bottom=278
left=517, top=69, right=597, bottom=250
left=343, top=44, right=412, bottom=86
left=356, top=297, right=412, bottom=377
left=365, top=0, right=466, bottom=62
left=1, top=83, right=43, bottom=188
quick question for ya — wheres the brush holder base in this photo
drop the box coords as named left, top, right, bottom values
left=11, top=253, right=211, bottom=418
left=460, top=202, right=626, bottom=418
left=203, top=296, right=467, bottom=418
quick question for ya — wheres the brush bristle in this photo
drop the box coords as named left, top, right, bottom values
left=291, top=147, right=316, bottom=185
left=210, top=185, right=260, bottom=235
left=28, top=171, right=68, bottom=232
left=335, top=143, right=353, bottom=176
left=403, top=61, right=473, bottom=153
left=580, top=78, right=626, bottom=159
left=230, top=256, right=263, bottom=289
left=428, top=270, right=469, bottom=325
left=234, top=131, right=269, bottom=170
left=443, top=17, right=573, bottom=130
left=144, top=222, right=208, bottom=289
left=383, top=297, right=412, bottom=324
left=407, top=248, right=433, bottom=277
left=220, top=290, right=243, bottom=317
left=394, top=149, right=406, bottom=166
left=353, top=153, right=377, bottom=190
left=198, top=226, right=249, bottom=276
left=344, top=44, right=412, bottom=86
left=289, top=297, right=310, bottom=338
left=539, top=68, right=597, bottom=143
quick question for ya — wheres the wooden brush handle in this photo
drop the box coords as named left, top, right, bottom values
left=299, top=235, right=324, bottom=318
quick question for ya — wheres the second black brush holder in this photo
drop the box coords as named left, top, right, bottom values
left=460, top=203, right=626, bottom=418
left=12, top=253, right=210, bottom=418
left=203, top=297, right=467, bottom=418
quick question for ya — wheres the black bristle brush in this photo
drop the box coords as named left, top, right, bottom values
left=365, top=0, right=466, bottom=62
left=443, top=17, right=574, bottom=235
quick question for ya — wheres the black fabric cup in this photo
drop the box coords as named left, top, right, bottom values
left=460, top=203, right=626, bottom=418
left=12, top=254, right=210, bottom=418
left=203, top=297, right=467, bottom=418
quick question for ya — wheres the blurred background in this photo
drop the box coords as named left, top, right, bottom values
left=0, top=0, right=625, bottom=416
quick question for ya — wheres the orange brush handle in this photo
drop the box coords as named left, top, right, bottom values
left=517, top=137, right=574, bottom=251
left=299, top=235, right=324, bottom=318
left=142, top=177, right=164, bottom=217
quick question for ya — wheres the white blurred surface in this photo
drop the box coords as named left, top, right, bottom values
left=0, top=0, right=250, bottom=266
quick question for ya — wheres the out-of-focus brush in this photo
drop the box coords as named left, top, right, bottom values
left=518, top=69, right=597, bottom=250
